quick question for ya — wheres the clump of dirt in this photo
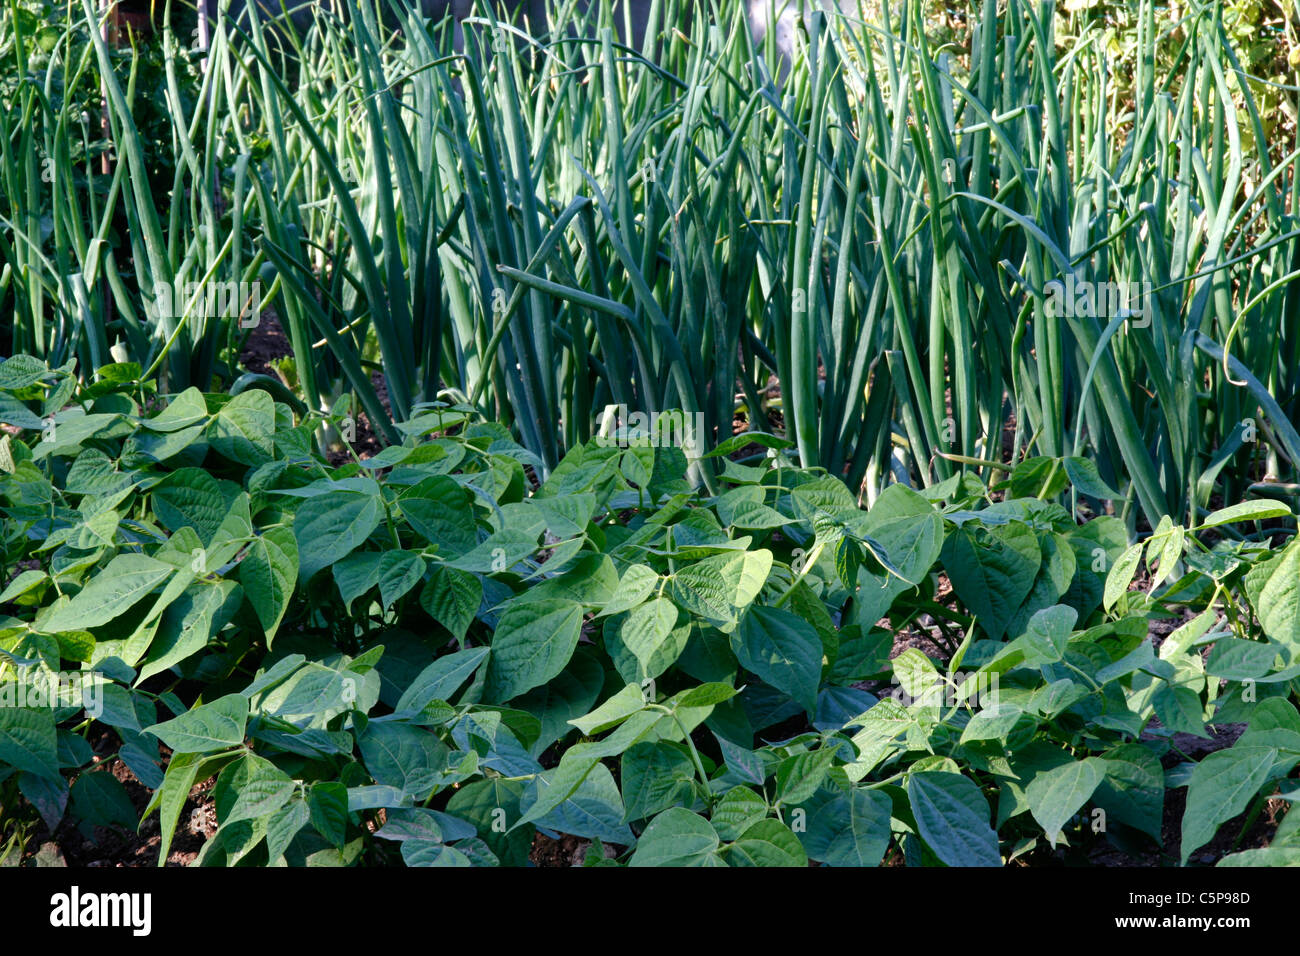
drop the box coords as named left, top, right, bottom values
left=529, top=832, right=619, bottom=867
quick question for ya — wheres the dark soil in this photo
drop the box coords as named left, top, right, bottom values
left=238, top=310, right=294, bottom=381
left=238, top=310, right=384, bottom=463
left=1084, top=786, right=1284, bottom=868
left=529, top=832, right=587, bottom=867
left=15, top=732, right=216, bottom=868
left=529, top=831, right=620, bottom=867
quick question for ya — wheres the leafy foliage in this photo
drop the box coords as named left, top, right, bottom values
left=2, top=361, right=1298, bottom=866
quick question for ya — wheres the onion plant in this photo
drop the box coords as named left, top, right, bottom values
left=0, top=0, right=267, bottom=390
left=4, top=0, right=1298, bottom=533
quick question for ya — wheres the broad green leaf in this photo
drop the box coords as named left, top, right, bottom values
left=143, top=750, right=238, bottom=866
left=723, top=818, right=808, bottom=867
left=1063, top=457, right=1122, bottom=499
left=69, top=770, right=137, bottom=830
left=1029, top=680, right=1087, bottom=719
left=1247, top=539, right=1300, bottom=653
left=1019, top=604, right=1077, bottom=666
left=0, top=354, right=50, bottom=389
left=521, top=763, right=633, bottom=845
left=1104, top=542, right=1144, bottom=611
left=420, top=565, right=482, bottom=640
left=446, top=528, right=540, bottom=573
left=396, top=647, right=491, bottom=712
left=674, top=682, right=739, bottom=708
left=907, top=771, right=1001, bottom=867
left=210, top=389, right=274, bottom=465
left=1025, top=758, right=1105, bottom=846
left=1093, top=744, right=1164, bottom=841
left=204, top=493, right=255, bottom=568
left=570, top=683, right=646, bottom=736
left=517, top=711, right=663, bottom=825
left=443, top=779, right=531, bottom=866
left=800, top=788, right=893, bottom=867
left=0, top=707, right=59, bottom=781
left=148, top=753, right=201, bottom=866
left=959, top=702, right=1023, bottom=743
left=1201, top=500, right=1293, bottom=529
left=731, top=605, right=822, bottom=712
left=0, top=393, right=45, bottom=430
left=789, top=477, right=857, bottom=519
left=484, top=599, right=584, bottom=702
left=40, top=553, right=172, bottom=633
left=400, top=479, right=477, bottom=557
left=1207, top=638, right=1279, bottom=681
left=1181, top=746, right=1279, bottom=864
left=293, top=490, right=383, bottom=581
left=941, top=523, right=1040, bottom=641
left=402, top=842, right=471, bottom=867
left=1149, top=517, right=1184, bottom=589
left=240, top=527, right=298, bottom=645
left=514, top=648, right=605, bottom=756
left=151, top=468, right=226, bottom=541
left=0, top=570, right=47, bottom=604
left=19, top=772, right=67, bottom=830
left=621, top=598, right=680, bottom=673
left=1237, top=697, right=1300, bottom=752
left=308, top=781, right=350, bottom=847
left=258, top=662, right=377, bottom=726
left=711, top=787, right=769, bottom=841
left=1152, top=684, right=1208, bottom=738
left=630, top=807, right=724, bottom=866
left=129, top=422, right=206, bottom=462
left=32, top=412, right=124, bottom=459
left=377, top=551, right=426, bottom=609
left=703, top=432, right=792, bottom=458
left=144, top=387, right=209, bottom=432
left=1009, top=457, right=1070, bottom=500
left=358, top=720, right=450, bottom=800
left=375, top=807, right=458, bottom=843
left=773, top=748, right=837, bottom=808
left=846, top=699, right=912, bottom=781
left=213, top=753, right=295, bottom=825
left=621, top=742, right=695, bottom=821
left=714, top=486, right=790, bottom=530
left=598, top=563, right=660, bottom=617
left=332, top=552, right=382, bottom=612
left=672, top=549, right=772, bottom=628
left=145, top=693, right=249, bottom=754
left=892, top=648, right=941, bottom=704
left=266, top=798, right=311, bottom=862
left=138, top=579, right=241, bottom=684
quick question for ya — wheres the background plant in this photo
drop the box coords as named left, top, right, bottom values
left=0, top=0, right=264, bottom=391
left=222, top=0, right=1300, bottom=530
left=6, top=0, right=1300, bottom=525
